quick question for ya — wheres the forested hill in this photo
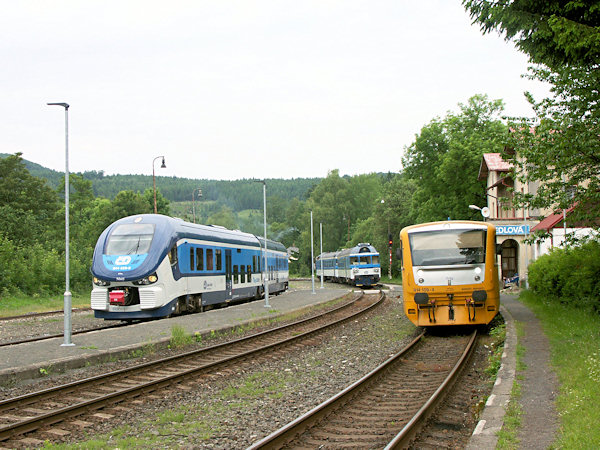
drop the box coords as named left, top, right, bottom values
left=1, top=153, right=320, bottom=212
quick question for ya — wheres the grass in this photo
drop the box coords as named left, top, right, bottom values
left=0, top=293, right=90, bottom=317
left=517, top=290, right=600, bottom=448
left=169, top=325, right=194, bottom=349
left=496, top=321, right=525, bottom=449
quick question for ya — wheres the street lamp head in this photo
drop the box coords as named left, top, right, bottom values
left=160, top=157, right=166, bottom=169
left=468, top=204, right=481, bottom=211
left=47, top=102, right=70, bottom=110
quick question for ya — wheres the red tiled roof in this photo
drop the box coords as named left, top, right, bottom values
left=483, top=153, right=512, bottom=172
left=478, top=153, right=513, bottom=180
left=531, top=205, right=577, bottom=232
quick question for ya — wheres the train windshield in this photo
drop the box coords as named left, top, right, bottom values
left=409, top=229, right=486, bottom=266
left=105, top=223, right=155, bottom=255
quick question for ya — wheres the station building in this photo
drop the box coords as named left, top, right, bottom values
left=476, top=152, right=593, bottom=286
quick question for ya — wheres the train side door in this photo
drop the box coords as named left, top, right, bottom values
left=225, top=249, right=233, bottom=299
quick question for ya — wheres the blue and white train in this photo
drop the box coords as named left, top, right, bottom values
left=315, top=243, right=381, bottom=287
left=91, top=214, right=289, bottom=320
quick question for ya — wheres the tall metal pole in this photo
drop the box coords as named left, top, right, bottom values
left=192, top=188, right=202, bottom=223
left=262, top=181, right=270, bottom=307
left=48, top=102, right=74, bottom=347
left=320, top=222, right=324, bottom=289
left=192, top=190, right=196, bottom=223
left=152, top=156, right=166, bottom=214
left=310, top=211, right=315, bottom=294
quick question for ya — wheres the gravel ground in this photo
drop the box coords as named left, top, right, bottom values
left=0, top=310, right=101, bottom=345
left=3, top=290, right=498, bottom=448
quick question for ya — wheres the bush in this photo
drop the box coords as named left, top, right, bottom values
left=528, top=240, right=600, bottom=312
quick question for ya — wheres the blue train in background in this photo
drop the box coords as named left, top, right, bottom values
left=91, top=214, right=288, bottom=320
left=315, top=243, right=380, bottom=287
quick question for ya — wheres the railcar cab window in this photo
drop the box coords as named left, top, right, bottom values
left=409, top=229, right=486, bottom=266
left=168, top=245, right=178, bottom=266
left=105, top=223, right=155, bottom=255
left=372, top=255, right=379, bottom=264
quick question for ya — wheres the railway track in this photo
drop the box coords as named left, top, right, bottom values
left=0, top=321, right=132, bottom=348
left=0, top=291, right=383, bottom=445
left=249, top=329, right=477, bottom=449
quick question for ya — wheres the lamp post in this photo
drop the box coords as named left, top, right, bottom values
left=47, top=102, right=74, bottom=347
left=319, top=222, right=324, bottom=289
left=192, top=188, right=202, bottom=223
left=469, top=204, right=489, bottom=222
left=310, top=211, right=315, bottom=294
left=152, top=156, right=166, bottom=214
left=255, top=180, right=270, bottom=307
left=381, top=199, right=392, bottom=280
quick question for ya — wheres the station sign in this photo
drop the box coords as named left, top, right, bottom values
left=496, top=224, right=530, bottom=235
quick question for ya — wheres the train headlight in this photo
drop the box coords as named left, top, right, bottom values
left=93, top=277, right=110, bottom=287
left=133, top=273, right=158, bottom=285
left=474, top=267, right=482, bottom=282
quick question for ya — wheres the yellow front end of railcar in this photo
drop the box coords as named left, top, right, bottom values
left=400, top=221, right=500, bottom=327
left=402, top=284, right=500, bottom=327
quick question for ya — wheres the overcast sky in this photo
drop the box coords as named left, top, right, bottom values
left=1, top=1, right=549, bottom=181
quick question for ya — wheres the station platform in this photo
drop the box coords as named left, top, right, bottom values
left=0, top=287, right=351, bottom=385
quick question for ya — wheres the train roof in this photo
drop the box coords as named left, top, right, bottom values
left=401, top=220, right=492, bottom=234
left=337, top=243, right=379, bottom=257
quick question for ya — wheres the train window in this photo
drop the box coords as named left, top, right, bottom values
left=206, top=249, right=214, bottom=271
left=372, top=255, right=379, bottom=264
left=215, top=249, right=222, bottom=271
left=247, top=265, right=251, bottom=282
left=196, top=248, right=204, bottom=271
left=409, top=229, right=486, bottom=266
left=233, top=265, right=239, bottom=284
left=350, top=257, right=358, bottom=264
left=169, top=246, right=178, bottom=267
left=106, top=223, right=155, bottom=255
left=253, top=255, right=257, bottom=273
left=189, top=248, right=194, bottom=271
left=240, top=265, right=245, bottom=283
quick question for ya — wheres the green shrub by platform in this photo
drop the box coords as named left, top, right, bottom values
left=528, top=240, right=600, bottom=312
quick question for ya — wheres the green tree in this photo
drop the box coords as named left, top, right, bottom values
left=464, top=2, right=600, bottom=229
left=0, top=153, right=60, bottom=246
left=463, top=0, right=600, bottom=68
left=403, top=95, right=507, bottom=223
left=507, top=65, right=600, bottom=228
left=142, top=188, right=170, bottom=215
left=207, top=206, right=238, bottom=230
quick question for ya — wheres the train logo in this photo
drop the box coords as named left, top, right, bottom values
left=115, top=256, right=132, bottom=266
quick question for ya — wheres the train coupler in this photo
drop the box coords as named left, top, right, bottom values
left=447, top=294, right=454, bottom=321
left=427, top=299, right=436, bottom=323
left=466, top=298, right=476, bottom=321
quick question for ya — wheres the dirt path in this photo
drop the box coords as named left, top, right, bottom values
left=501, top=294, right=560, bottom=449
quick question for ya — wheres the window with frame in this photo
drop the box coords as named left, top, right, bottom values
left=233, top=265, right=239, bottom=284
left=247, top=265, right=252, bottom=282
left=195, top=247, right=204, bottom=270
left=169, top=246, right=178, bottom=266
left=206, top=249, right=214, bottom=270
left=215, top=249, right=222, bottom=271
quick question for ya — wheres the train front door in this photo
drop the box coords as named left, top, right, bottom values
left=225, top=250, right=233, bottom=299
